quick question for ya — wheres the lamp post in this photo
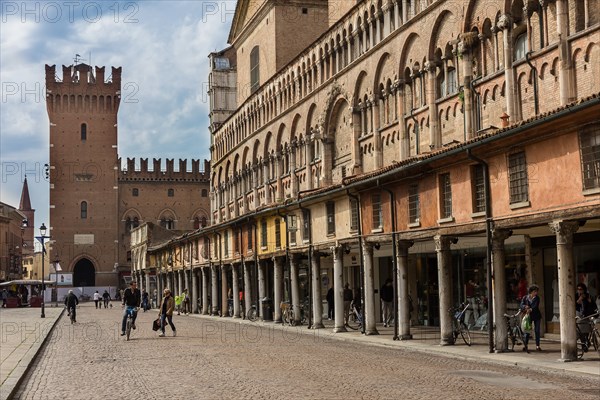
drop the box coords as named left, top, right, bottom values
left=53, top=254, right=61, bottom=307
left=36, top=223, right=50, bottom=318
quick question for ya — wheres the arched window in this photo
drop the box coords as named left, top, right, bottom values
left=161, top=218, right=174, bottom=230
left=250, top=46, right=260, bottom=93
left=81, top=123, right=87, bottom=141
left=81, top=201, right=87, bottom=219
left=514, top=33, right=527, bottom=61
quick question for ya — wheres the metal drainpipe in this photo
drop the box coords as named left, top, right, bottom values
left=277, top=209, right=290, bottom=302
left=346, top=190, right=366, bottom=335
left=466, top=149, right=494, bottom=353
left=525, top=51, right=539, bottom=115
left=380, top=183, right=399, bottom=341
left=459, top=85, right=466, bottom=142
left=298, top=202, right=312, bottom=329
left=238, top=226, right=244, bottom=312
left=253, top=222, right=259, bottom=313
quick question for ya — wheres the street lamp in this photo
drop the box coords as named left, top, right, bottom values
left=37, top=223, right=49, bottom=318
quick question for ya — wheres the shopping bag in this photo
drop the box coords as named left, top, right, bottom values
left=521, top=314, right=532, bottom=333
left=152, top=318, right=161, bottom=331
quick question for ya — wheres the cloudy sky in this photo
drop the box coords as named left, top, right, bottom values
left=1, top=0, right=236, bottom=232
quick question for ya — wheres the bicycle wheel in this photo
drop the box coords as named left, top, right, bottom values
left=577, top=340, right=585, bottom=360
left=228, top=304, right=234, bottom=317
left=346, top=313, right=359, bottom=330
left=590, top=330, right=599, bottom=352
left=508, top=326, right=518, bottom=350
left=459, top=322, right=472, bottom=346
left=289, top=309, right=297, bottom=326
left=247, top=307, right=257, bottom=322
left=126, top=317, right=132, bottom=341
left=70, top=308, right=75, bottom=324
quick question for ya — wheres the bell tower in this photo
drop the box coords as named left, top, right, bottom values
left=45, top=63, right=121, bottom=286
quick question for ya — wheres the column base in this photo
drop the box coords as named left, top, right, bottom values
left=365, top=329, right=379, bottom=336
left=233, top=315, right=241, bottom=319
left=274, top=319, right=283, bottom=324
left=311, top=322, right=325, bottom=329
left=558, top=357, right=577, bottom=363
left=333, top=326, right=347, bottom=333
left=400, top=334, right=413, bottom=340
left=440, top=337, right=455, bottom=346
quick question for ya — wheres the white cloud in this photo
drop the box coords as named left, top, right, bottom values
left=1, top=1, right=235, bottom=227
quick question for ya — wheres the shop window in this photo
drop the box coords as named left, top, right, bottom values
left=408, top=184, right=420, bottom=225
left=247, top=225, right=253, bottom=251
left=302, top=209, right=311, bottom=241
left=261, top=219, right=267, bottom=248
left=371, top=193, right=382, bottom=230
left=326, top=201, right=335, bottom=235
left=472, top=165, right=486, bottom=213
left=275, top=218, right=281, bottom=248
left=579, top=124, right=600, bottom=190
left=508, top=151, right=529, bottom=204
left=349, top=198, right=359, bottom=231
left=439, top=173, right=452, bottom=219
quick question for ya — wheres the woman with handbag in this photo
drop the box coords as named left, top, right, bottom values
left=520, top=285, right=542, bottom=352
left=158, top=289, right=177, bottom=337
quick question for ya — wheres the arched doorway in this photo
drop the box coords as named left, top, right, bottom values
left=73, top=258, right=95, bottom=286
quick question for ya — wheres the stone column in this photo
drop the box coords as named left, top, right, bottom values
left=273, top=256, right=284, bottom=323
left=289, top=254, right=301, bottom=324
left=425, top=60, right=441, bottom=149
left=352, top=107, right=362, bottom=174
left=393, top=1, right=400, bottom=29
left=202, top=267, right=209, bottom=315
left=166, top=270, right=172, bottom=293
left=397, top=240, right=414, bottom=340
left=549, top=220, right=580, bottom=361
left=263, top=161, right=271, bottom=204
left=491, top=27, right=499, bottom=72
left=192, top=268, right=198, bottom=313
left=459, top=36, right=476, bottom=139
left=362, top=242, right=379, bottom=335
left=290, top=144, right=298, bottom=197
left=435, top=235, right=454, bottom=345
left=332, top=244, right=347, bottom=333
left=396, top=81, right=409, bottom=160
left=541, top=1, right=549, bottom=47
left=253, top=165, right=259, bottom=209
left=498, top=14, right=517, bottom=122
left=157, top=271, right=163, bottom=307
left=211, top=265, right=219, bottom=316
left=177, top=270, right=183, bottom=296
left=311, top=250, right=324, bottom=329
left=232, top=263, right=240, bottom=318
left=243, top=261, right=252, bottom=316
left=258, top=261, right=266, bottom=320
left=221, top=264, right=228, bottom=316
left=275, top=153, right=283, bottom=202
left=372, top=98, right=382, bottom=169
left=382, top=5, right=391, bottom=36
left=492, top=229, right=512, bottom=352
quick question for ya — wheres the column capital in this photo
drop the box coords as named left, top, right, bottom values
left=491, top=228, right=512, bottom=250
left=549, top=220, right=581, bottom=245
left=330, top=244, right=343, bottom=260
left=396, top=240, right=414, bottom=252
left=434, top=235, right=456, bottom=251
left=497, top=14, right=512, bottom=31
left=362, top=241, right=374, bottom=255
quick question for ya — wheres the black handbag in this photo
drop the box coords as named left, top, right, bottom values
left=152, top=318, right=161, bottom=331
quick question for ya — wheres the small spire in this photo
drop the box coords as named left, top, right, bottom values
left=19, top=176, right=33, bottom=211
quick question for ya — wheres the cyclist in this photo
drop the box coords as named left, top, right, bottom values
left=64, top=290, right=79, bottom=322
left=121, top=281, right=141, bottom=336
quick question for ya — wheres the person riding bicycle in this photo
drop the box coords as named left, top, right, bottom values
left=64, top=290, right=79, bottom=322
left=121, top=281, right=141, bottom=336
left=576, top=283, right=598, bottom=348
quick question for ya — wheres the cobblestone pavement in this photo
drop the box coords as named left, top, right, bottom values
left=13, top=304, right=600, bottom=400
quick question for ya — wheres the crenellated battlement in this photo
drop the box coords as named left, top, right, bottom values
left=45, top=64, right=122, bottom=115
left=45, top=64, right=121, bottom=87
left=118, top=158, right=210, bottom=182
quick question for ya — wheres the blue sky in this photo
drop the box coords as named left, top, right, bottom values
left=1, top=0, right=235, bottom=232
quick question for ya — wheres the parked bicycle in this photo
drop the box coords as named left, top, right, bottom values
left=245, top=303, right=258, bottom=322
left=504, top=310, right=525, bottom=351
left=124, top=306, right=138, bottom=341
left=576, top=312, right=600, bottom=359
left=450, top=302, right=472, bottom=346
left=227, top=299, right=234, bottom=317
left=281, top=301, right=293, bottom=325
left=345, top=300, right=363, bottom=330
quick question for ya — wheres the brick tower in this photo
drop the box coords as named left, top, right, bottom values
left=45, top=63, right=121, bottom=286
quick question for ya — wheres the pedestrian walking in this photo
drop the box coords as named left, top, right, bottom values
left=183, top=288, right=190, bottom=314
left=142, top=289, right=149, bottom=312
left=520, top=285, right=542, bottom=352
left=93, top=290, right=101, bottom=309
left=175, top=292, right=183, bottom=315
left=158, top=288, right=176, bottom=337
left=102, top=290, right=111, bottom=308
left=380, top=278, right=393, bottom=327
left=326, top=285, right=334, bottom=320
left=2, top=289, right=8, bottom=308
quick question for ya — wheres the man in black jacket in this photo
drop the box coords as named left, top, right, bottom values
left=121, top=281, right=141, bottom=336
left=380, top=278, right=394, bottom=327
left=64, top=290, right=79, bottom=322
